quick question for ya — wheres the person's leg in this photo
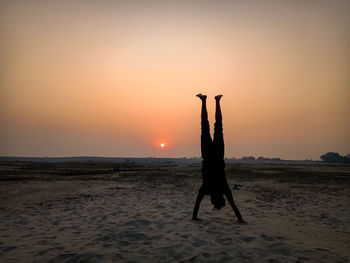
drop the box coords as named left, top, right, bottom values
left=213, top=95, right=224, bottom=159
left=215, top=94, right=223, bottom=123
left=194, top=94, right=211, bottom=220
left=196, top=94, right=212, bottom=160
left=224, top=188, right=246, bottom=223
left=197, top=93, right=208, bottom=121
left=192, top=188, right=205, bottom=220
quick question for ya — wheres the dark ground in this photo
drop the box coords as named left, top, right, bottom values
left=0, top=161, right=349, bottom=262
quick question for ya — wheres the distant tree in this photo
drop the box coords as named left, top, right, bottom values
left=320, top=152, right=350, bottom=163
left=241, top=156, right=255, bottom=161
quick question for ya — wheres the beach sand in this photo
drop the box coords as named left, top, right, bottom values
left=0, top=161, right=349, bottom=262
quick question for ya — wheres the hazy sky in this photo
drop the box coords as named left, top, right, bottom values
left=1, top=0, right=349, bottom=159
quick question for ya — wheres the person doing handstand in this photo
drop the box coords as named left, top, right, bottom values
left=192, top=94, right=246, bottom=223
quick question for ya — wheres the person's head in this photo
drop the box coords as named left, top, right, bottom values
left=211, top=193, right=225, bottom=209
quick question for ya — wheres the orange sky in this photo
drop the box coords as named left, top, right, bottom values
left=1, top=1, right=349, bottom=159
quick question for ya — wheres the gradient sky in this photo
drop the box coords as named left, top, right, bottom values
left=1, top=0, right=349, bottom=159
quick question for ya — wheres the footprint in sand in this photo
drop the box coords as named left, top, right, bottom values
left=118, top=240, right=129, bottom=246
left=267, top=259, right=280, bottom=263
left=3, top=246, right=16, bottom=252
left=260, top=233, right=275, bottom=242
left=241, top=236, right=256, bottom=243
left=315, top=247, right=330, bottom=252
left=216, top=237, right=233, bottom=245
left=122, top=219, right=150, bottom=228
left=192, top=240, right=207, bottom=247
left=118, top=231, right=148, bottom=241
left=272, top=247, right=291, bottom=256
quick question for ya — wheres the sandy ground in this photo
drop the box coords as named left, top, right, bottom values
left=0, top=161, right=349, bottom=262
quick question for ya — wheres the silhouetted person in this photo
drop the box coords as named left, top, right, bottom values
left=192, top=94, right=246, bottom=223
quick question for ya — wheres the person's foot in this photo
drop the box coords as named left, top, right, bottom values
left=196, top=93, right=207, bottom=101
left=215, top=95, right=223, bottom=101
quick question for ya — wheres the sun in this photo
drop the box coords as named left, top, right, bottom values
left=160, top=143, right=165, bottom=148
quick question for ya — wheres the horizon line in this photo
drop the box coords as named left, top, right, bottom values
left=0, top=155, right=320, bottom=162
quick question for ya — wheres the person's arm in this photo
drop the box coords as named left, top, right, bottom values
left=225, top=190, right=247, bottom=223
left=192, top=190, right=204, bottom=220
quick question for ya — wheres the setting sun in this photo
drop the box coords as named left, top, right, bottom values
left=160, top=143, right=165, bottom=148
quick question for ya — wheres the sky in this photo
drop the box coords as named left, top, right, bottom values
left=1, top=0, right=349, bottom=160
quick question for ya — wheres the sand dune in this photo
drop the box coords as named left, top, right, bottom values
left=0, top=162, right=349, bottom=262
